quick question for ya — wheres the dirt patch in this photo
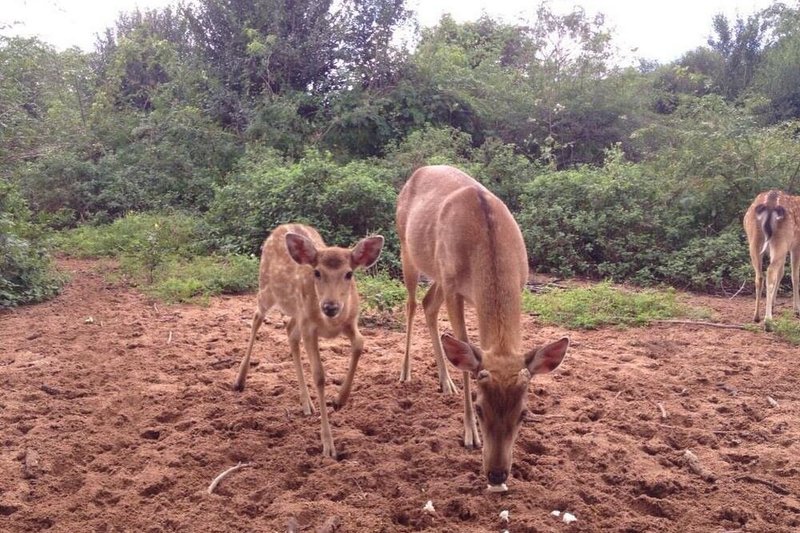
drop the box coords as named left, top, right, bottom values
left=1, top=259, right=799, bottom=532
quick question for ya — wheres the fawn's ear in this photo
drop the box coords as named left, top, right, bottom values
left=351, top=235, right=384, bottom=269
left=285, top=233, right=318, bottom=266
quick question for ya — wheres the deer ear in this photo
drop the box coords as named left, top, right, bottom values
left=441, top=333, right=482, bottom=373
left=351, top=235, right=384, bottom=268
left=523, top=337, right=569, bottom=377
left=285, top=233, right=318, bottom=266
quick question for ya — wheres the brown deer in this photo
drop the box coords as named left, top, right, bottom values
left=232, top=224, right=384, bottom=458
left=396, top=165, right=569, bottom=490
left=743, top=190, right=800, bottom=324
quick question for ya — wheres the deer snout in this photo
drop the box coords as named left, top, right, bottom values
left=321, top=301, right=341, bottom=318
left=487, top=469, right=508, bottom=486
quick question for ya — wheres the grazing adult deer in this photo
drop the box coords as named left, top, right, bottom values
left=743, top=190, right=800, bottom=323
left=232, top=224, right=384, bottom=458
left=396, top=165, right=569, bottom=490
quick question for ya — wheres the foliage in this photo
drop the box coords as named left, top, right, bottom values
left=145, top=254, right=258, bottom=303
left=206, top=149, right=399, bottom=270
left=521, top=282, right=705, bottom=330
left=768, top=311, right=800, bottom=345
left=356, top=270, right=408, bottom=314
left=8, top=0, right=800, bottom=308
left=53, top=212, right=209, bottom=259
left=657, top=225, right=752, bottom=293
left=0, top=180, right=62, bottom=307
left=518, top=148, right=681, bottom=284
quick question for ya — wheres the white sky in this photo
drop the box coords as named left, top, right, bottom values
left=2, top=0, right=782, bottom=63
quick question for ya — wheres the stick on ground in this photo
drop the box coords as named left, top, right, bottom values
left=683, top=449, right=716, bottom=482
left=652, top=320, right=748, bottom=330
left=207, top=462, right=254, bottom=494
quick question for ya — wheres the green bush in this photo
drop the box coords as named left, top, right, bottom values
left=0, top=180, right=62, bottom=308
left=658, top=225, right=752, bottom=293
left=518, top=150, right=683, bottom=283
left=207, top=149, right=400, bottom=272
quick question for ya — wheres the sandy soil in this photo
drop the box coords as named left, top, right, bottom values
left=1, top=258, right=799, bottom=533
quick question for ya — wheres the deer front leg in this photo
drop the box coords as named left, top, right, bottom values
left=303, top=331, right=336, bottom=459
left=445, top=292, right=481, bottom=449
left=288, top=318, right=314, bottom=415
left=423, top=283, right=458, bottom=395
left=334, top=323, right=363, bottom=410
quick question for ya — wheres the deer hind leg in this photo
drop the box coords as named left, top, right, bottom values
left=748, top=234, right=765, bottom=322
left=303, top=331, right=336, bottom=458
left=399, top=249, right=418, bottom=383
left=764, top=246, right=789, bottom=325
left=444, top=292, right=481, bottom=450
left=334, top=323, right=363, bottom=410
left=288, top=317, right=314, bottom=415
left=422, top=282, right=458, bottom=395
left=232, top=290, right=275, bottom=391
left=791, top=247, right=800, bottom=317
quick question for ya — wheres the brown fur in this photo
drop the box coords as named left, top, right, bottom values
left=395, top=165, right=569, bottom=487
left=743, top=190, right=800, bottom=323
left=232, top=224, right=384, bottom=458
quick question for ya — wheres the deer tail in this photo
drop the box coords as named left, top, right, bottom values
left=755, top=190, right=786, bottom=255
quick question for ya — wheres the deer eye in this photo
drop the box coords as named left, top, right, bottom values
left=345, top=271, right=353, bottom=280
left=313, top=270, right=321, bottom=278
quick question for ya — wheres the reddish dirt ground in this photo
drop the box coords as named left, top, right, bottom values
left=1, top=258, right=799, bottom=533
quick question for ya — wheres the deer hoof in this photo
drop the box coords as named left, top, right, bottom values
left=232, top=381, right=245, bottom=392
left=440, top=379, right=458, bottom=395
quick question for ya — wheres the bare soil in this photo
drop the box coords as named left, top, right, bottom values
left=1, top=259, right=799, bottom=533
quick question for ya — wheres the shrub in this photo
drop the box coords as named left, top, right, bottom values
left=207, top=150, right=400, bottom=272
left=518, top=150, right=683, bottom=283
left=0, top=180, right=62, bottom=308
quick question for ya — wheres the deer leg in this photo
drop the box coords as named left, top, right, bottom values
left=334, top=323, right=363, bottom=410
left=399, top=249, right=418, bottom=383
left=422, top=282, right=458, bottom=394
left=748, top=235, right=765, bottom=322
left=444, top=292, right=481, bottom=449
left=288, top=317, right=314, bottom=415
left=764, top=248, right=788, bottom=326
left=303, top=331, right=336, bottom=459
left=232, top=290, right=274, bottom=391
left=791, top=248, right=800, bottom=317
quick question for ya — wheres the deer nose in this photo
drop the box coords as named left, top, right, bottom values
left=487, top=470, right=508, bottom=486
left=321, top=301, right=341, bottom=317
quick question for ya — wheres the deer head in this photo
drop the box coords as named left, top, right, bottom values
left=441, top=333, right=569, bottom=487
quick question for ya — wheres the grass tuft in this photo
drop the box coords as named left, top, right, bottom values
left=522, top=281, right=709, bottom=329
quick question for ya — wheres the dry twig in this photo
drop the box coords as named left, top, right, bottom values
left=683, top=449, right=716, bottom=482
left=766, top=396, right=779, bottom=408
left=728, top=280, right=747, bottom=300
left=734, top=475, right=790, bottom=495
left=207, top=462, right=254, bottom=494
left=652, top=320, right=747, bottom=330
